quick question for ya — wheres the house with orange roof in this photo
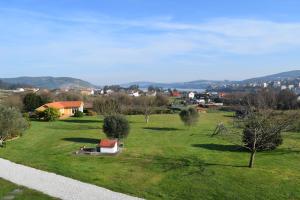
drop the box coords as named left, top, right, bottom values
left=36, top=101, right=84, bottom=117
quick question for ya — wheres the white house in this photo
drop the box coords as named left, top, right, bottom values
left=188, top=92, right=195, bottom=99
left=147, top=91, right=157, bottom=96
left=196, top=99, right=205, bottom=104
left=263, top=83, right=268, bottom=88
left=288, top=85, right=295, bottom=90
left=14, top=88, right=25, bottom=93
left=129, top=91, right=140, bottom=97
left=281, top=85, right=287, bottom=90
left=100, top=139, right=119, bottom=154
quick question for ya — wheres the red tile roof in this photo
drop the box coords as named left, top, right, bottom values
left=100, top=139, right=118, bottom=148
left=43, top=101, right=83, bottom=109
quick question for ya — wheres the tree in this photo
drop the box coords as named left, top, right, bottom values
left=42, top=108, right=60, bottom=121
left=55, top=91, right=82, bottom=101
left=93, top=97, right=121, bottom=116
left=134, top=96, right=155, bottom=123
left=242, top=110, right=298, bottom=168
left=155, top=94, right=169, bottom=107
left=129, top=84, right=139, bottom=90
left=0, top=106, right=29, bottom=146
left=277, top=89, right=298, bottom=110
left=179, top=107, right=199, bottom=126
left=23, top=93, right=44, bottom=112
left=103, top=115, right=130, bottom=139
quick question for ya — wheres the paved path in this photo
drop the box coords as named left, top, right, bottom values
left=0, top=158, right=143, bottom=200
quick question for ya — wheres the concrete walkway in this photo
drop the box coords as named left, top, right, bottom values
left=0, top=158, right=143, bottom=200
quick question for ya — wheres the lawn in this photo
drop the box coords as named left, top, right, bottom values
left=0, top=178, right=55, bottom=200
left=0, top=112, right=299, bottom=200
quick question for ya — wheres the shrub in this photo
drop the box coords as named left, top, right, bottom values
left=73, top=110, right=84, bottom=118
left=103, top=115, right=130, bottom=139
left=179, top=107, right=199, bottom=126
left=22, top=113, right=31, bottom=127
left=43, top=108, right=60, bottom=121
left=86, top=110, right=97, bottom=116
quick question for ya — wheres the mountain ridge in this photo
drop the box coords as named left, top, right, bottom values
left=122, top=70, right=300, bottom=89
left=0, top=76, right=95, bottom=89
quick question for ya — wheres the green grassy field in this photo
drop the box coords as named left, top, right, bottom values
left=0, top=112, right=299, bottom=200
left=0, top=178, right=55, bottom=199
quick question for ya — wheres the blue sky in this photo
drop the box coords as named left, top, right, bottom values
left=1, top=0, right=300, bottom=84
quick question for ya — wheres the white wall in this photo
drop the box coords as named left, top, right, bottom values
left=101, top=143, right=118, bottom=154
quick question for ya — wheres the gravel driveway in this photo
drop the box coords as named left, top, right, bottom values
left=0, top=158, right=143, bottom=200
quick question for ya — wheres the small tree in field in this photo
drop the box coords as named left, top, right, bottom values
left=103, top=115, right=130, bottom=140
left=135, top=96, right=155, bottom=123
left=42, top=108, right=60, bottom=121
left=179, top=107, right=199, bottom=126
left=0, top=106, right=29, bottom=146
left=242, top=110, right=298, bottom=168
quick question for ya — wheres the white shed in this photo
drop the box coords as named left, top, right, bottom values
left=100, top=139, right=119, bottom=154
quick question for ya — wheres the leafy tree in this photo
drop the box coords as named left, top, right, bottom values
left=128, top=84, right=139, bottom=90
left=42, top=108, right=60, bottom=121
left=179, top=107, right=199, bottom=126
left=0, top=106, right=29, bottom=146
left=23, top=93, right=44, bottom=112
left=73, top=110, right=84, bottom=118
left=242, top=110, right=299, bottom=168
left=103, top=115, right=130, bottom=139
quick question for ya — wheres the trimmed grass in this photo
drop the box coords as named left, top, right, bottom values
left=0, top=112, right=299, bottom=199
left=0, top=178, right=55, bottom=199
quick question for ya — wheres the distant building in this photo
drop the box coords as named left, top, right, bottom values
left=263, top=83, right=268, bottom=88
left=281, top=85, right=287, bottom=90
left=128, top=91, right=140, bottom=97
left=146, top=91, right=157, bottom=96
left=80, top=89, right=94, bottom=96
left=188, top=92, right=195, bottom=99
left=105, top=89, right=114, bottom=95
left=288, top=85, right=295, bottom=90
left=14, top=88, right=25, bottom=93
left=170, top=91, right=181, bottom=97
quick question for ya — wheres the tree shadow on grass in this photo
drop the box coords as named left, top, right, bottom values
left=62, top=119, right=102, bottom=123
left=62, top=137, right=99, bottom=144
left=143, top=127, right=181, bottom=131
left=49, top=125, right=100, bottom=130
left=192, top=143, right=247, bottom=152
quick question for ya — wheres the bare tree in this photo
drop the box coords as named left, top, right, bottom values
left=2, top=95, right=24, bottom=111
left=133, top=96, right=156, bottom=123
left=93, top=97, right=121, bottom=116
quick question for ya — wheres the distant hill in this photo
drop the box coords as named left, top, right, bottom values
left=123, top=70, right=300, bottom=89
left=0, top=77, right=95, bottom=89
left=242, top=70, right=300, bottom=83
left=122, top=80, right=233, bottom=90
